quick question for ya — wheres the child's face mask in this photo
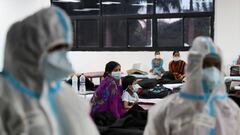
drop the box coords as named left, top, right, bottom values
left=131, top=84, right=141, bottom=92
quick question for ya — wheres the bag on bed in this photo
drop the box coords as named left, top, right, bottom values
left=137, top=79, right=158, bottom=89
left=65, top=76, right=95, bottom=91
left=138, top=85, right=171, bottom=99
left=230, top=65, right=240, bottom=76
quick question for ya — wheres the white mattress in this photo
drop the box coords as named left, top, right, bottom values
left=76, top=83, right=183, bottom=102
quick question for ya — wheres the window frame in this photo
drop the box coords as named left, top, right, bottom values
left=51, top=0, right=215, bottom=51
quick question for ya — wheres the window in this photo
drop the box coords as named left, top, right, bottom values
left=156, top=0, right=213, bottom=13
left=51, top=0, right=214, bottom=51
left=157, top=18, right=183, bottom=47
left=76, top=20, right=99, bottom=47
left=102, top=0, right=125, bottom=15
left=128, top=19, right=152, bottom=47
left=103, top=18, right=127, bottom=48
left=52, top=0, right=100, bottom=15
left=126, top=0, right=154, bottom=15
left=184, top=17, right=211, bottom=46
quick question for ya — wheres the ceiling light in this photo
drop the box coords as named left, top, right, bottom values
left=97, top=1, right=121, bottom=5
left=131, top=3, right=153, bottom=6
left=73, top=8, right=100, bottom=12
left=55, top=0, right=81, bottom=3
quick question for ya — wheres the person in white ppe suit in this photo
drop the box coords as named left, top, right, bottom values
left=0, top=7, right=99, bottom=135
left=144, top=36, right=240, bottom=135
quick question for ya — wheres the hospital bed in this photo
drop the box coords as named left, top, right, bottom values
left=78, top=83, right=183, bottom=110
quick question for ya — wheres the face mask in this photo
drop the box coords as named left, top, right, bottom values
left=111, top=71, right=121, bottom=80
left=42, top=49, right=73, bottom=81
left=155, top=55, right=161, bottom=59
left=173, top=57, right=180, bottom=61
left=202, top=67, right=221, bottom=91
left=132, top=84, right=141, bottom=92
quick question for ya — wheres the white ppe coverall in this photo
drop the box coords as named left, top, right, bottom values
left=144, top=36, right=240, bottom=135
left=0, top=7, right=99, bottom=135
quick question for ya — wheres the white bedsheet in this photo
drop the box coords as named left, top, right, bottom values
left=77, top=93, right=163, bottom=104
left=76, top=83, right=183, bottom=104
left=163, top=83, right=183, bottom=90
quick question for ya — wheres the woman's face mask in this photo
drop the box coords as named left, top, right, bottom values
left=42, top=49, right=73, bottom=81
left=111, top=71, right=121, bottom=80
left=155, top=55, right=161, bottom=59
left=173, top=57, right=180, bottom=61
left=202, top=67, right=221, bottom=91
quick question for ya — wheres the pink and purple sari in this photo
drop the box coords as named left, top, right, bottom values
left=91, top=76, right=125, bottom=119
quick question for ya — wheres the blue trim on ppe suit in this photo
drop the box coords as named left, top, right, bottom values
left=0, top=70, right=62, bottom=135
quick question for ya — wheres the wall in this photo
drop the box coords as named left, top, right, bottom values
left=214, top=0, right=240, bottom=75
left=1, top=0, right=240, bottom=75
left=67, top=51, right=189, bottom=73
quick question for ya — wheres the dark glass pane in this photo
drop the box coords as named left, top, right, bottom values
left=128, top=19, right=152, bottom=47
left=72, top=21, right=76, bottom=47
left=76, top=20, right=99, bottom=47
left=52, top=1, right=71, bottom=14
left=156, top=0, right=213, bottom=14
left=103, top=18, right=127, bottom=48
left=52, top=0, right=100, bottom=15
left=157, top=18, right=183, bottom=47
left=156, top=0, right=182, bottom=13
left=184, top=17, right=211, bottom=46
left=102, top=0, right=125, bottom=15
left=126, top=0, right=153, bottom=14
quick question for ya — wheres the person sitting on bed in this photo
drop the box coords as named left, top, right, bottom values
left=122, top=76, right=140, bottom=110
left=169, top=51, right=186, bottom=81
left=150, top=51, right=165, bottom=76
left=91, top=61, right=125, bottom=119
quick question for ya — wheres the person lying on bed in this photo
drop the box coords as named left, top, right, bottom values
left=91, top=61, right=125, bottom=119
left=121, top=76, right=140, bottom=110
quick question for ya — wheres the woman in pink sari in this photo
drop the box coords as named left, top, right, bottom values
left=91, top=61, right=125, bottom=119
